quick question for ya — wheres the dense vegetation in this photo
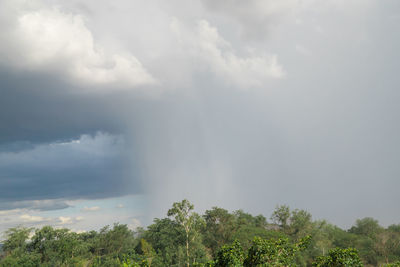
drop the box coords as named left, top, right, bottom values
left=1, top=199, right=400, bottom=266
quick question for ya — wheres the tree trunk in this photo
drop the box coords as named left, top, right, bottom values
left=186, top=230, right=189, bottom=267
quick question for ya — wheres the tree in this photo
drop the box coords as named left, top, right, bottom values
left=375, top=229, right=400, bottom=264
left=28, top=226, right=90, bottom=266
left=349, top=217, right=382, bottom=239
left=167, top=199, right=206, bottom=267
left=290, top=209, right=313, bottom=238
left=203, top=207, right=236, bottom=256
left=312, top=248, right=363, bottom=267
left=243, top=235, right=311, bottom=266
left=2, top=227, right=31, bottom=253
left=0, top=251, right=41, bottom=267
left=271, top=205, right=291, bottom=231
left=0, top=227, right=41, bottom=267
left=138, top=239, right=155, bottom=266
left=213, top=240, right=244, bottom=267
left=91, top=223, right=138, bottom=266
left=143, top=218, right=186, bottom=266
left=348, top=218, right=383, bottom=265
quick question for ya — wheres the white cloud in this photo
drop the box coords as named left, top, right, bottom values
left=0, top=0, right=156, bottom=89
left=0, top=210, right=47, bottom=230
left=0, top=209, right=23, bottom=216
left=20, top=214, right=48, bottom=223
left=72, top=229, right=86, bottom=234
left=57, top=216, right=83, bottom=225
left=116, top=204, right=124, bottom=209
left=58, top=216, right=72, bottom=225
left=81, top=206, right=100, bottom=212
left=171, top=19, right=285, bottom=88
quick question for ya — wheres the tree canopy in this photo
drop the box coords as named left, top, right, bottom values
left=1, top=200, right=400, bottom=267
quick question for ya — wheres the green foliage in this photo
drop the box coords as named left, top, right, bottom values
left=167, top=199, right=207, bottom=267
left=384, top=261, right=400, bottom=267
left=211, top=236, right=310, bottom=267
left=2, top=227, right=32, bottom=253
left=290, top=209, right=313, bottom=238
left=213, top=240, right=245, bottom=267
left=388, top=224, right=400, bottom=233
left=121, top=258, right=149, bottom=267
left=231, top=224, right=286, bottom=252
left=0, top=249, right=41, bottom=267
left=138, top=239, right=155, bottom=266
left=349, top=217, right=383, bottom=239
left=313, top=248, right=363, bottom=267
left=168, top=199, right=195, bottom=226
left=29, top=226, right=89, bottom=265
left=374, top=228, right=400, bottom=264
left=203, top=207, right=236, bottom=256
left=229, top=209, right=285, bottom=252
left=270, top=205, right=291, bottom=230
left=1, top=200, right=400, bottom=267
left=142, top=218, right=186, bottom=266
left=96, top=223, right=137, bottom=256
left=243, top=235, right=311, bottom=267
left=347, top=218, right=387, bottom=266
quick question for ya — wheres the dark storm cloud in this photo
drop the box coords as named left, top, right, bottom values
left=0, top=68, right=122, bottom=145
left=0, top=132, right=140, bottom=208
left=0, top=68, right=145, bottom=210
left=0, top=199, right=71, bottom=211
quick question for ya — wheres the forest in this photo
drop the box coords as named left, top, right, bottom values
left=1, top=199, right=399, bottom=267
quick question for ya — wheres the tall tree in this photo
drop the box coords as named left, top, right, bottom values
left=167, top=199, right=205, bottom=267
left=271, top=205, right=291, bottom=231
left=290, top=209, right=313, bottom=238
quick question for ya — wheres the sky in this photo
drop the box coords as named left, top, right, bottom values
left=0, top=0, right=400, bottom=234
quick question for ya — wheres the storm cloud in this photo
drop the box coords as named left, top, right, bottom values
left=0, top=0, right=399, bottom=231
left=0, top=132, right=136, bottom=203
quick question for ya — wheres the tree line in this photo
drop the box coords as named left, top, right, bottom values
left=1, top=199, right=400, bottom=266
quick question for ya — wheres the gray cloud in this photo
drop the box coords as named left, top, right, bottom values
left=127, top=0, right=400, bottom=228
left=0, top=199, right=71, bottom=211
left=0, top=132, right=139, bottom=209
left=200, top=0, right=298, bottom=39
left=200, top=0, right=375, bottom=40
left=169, top=18, right=285, bottom=88
left=0, top=69, right=122, bottom=145
left=0, top=0, right=399, bottom=229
